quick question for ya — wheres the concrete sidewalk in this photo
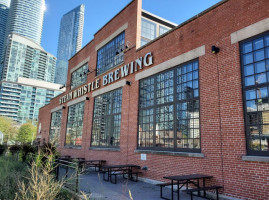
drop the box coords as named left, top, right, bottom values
left=78, top=172, right=204, bottom=200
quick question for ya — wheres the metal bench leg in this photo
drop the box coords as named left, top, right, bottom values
left=190, top=192, right=193, bottom=200
left=111, top=174, right=117, bottom=184
left=216, top=188, right=219, bottom=200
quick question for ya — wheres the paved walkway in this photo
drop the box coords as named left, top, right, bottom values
left=78, top=171, right=204, bottom=200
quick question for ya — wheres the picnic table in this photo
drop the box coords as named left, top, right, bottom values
left=80, top=160, right=106, bottom=172
left=102, top=164, right=141, bottom=184
left=162, top=174, right=213, bottom=200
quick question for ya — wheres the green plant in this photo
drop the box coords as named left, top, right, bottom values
left=17, top=122, right=37, bottom=144
left=9, top=144, right=21, bottom=155
left=16, top=148, right=66, bottom=200
left=0, top=144, right=7, bottom=156
left=21, top=144, right=37, bottom=162
left=0, top=156, right=28, bottom=200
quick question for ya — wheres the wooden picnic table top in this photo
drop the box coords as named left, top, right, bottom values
left=102, top=164, right=140, bottom=169
left=83, top=160, right=106, bottom=162
left=163, top=174, right=213, bottom=181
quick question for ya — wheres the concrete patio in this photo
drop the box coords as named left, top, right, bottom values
left=77, top=171, right=205, bottom=200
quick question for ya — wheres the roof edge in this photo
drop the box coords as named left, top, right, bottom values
left=137, top=0, right=229, bottom=51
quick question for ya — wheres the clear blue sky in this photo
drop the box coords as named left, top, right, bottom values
left=41, top=0, right=222, bottom=56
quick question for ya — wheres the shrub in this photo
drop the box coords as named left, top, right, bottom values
left=9, top=144, right=21, bottom=155
left=21, top=144, right=37, bottom=162
left=16, top=148, right=66, bottom=200
left=0, top=156, right=28, bottom=200
left=0, top=144, right=7, bottom=156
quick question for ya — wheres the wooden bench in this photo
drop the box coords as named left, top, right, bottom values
left=186, top=186, right=223, bottom=200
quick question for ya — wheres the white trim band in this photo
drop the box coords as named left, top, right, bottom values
left=92, top=79, right=126, bottom=97
left=67, top=95, right=87, bottom=107
left=135, top=45, right=205, bottom=81
left=70, top=57, right=90, bottom=73
left=231, top=18, right=269, bottom=44
left=51, top=106, right=62, bottom=113
left=95, top=23, right=128, bottom=51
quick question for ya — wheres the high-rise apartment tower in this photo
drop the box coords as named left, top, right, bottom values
left=54, top=4, right=85, bottom=85
left=5, top=0, right=45, bottom=45
left=0, top=0, right=11, bottom=61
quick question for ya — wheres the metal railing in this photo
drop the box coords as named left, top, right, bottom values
left=55, top=159, right=81, bottom=192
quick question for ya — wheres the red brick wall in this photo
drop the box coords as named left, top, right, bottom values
left=38, top=0, right=269, bottom=199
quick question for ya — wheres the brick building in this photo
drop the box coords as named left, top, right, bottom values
left=37, top=0, right=269, bottom=199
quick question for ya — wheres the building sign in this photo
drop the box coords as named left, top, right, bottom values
left=141, top=154, right=147, bottom=161
left=59, top=52, right=153, bottom=105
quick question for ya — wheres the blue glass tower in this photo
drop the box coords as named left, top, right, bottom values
left=54, top=4, right=85, bottom=85
left=5, top=0, right=45, bottom=45
left=0, top=0, right=10, bottom=62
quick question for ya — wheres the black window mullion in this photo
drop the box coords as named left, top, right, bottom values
left=153, top=75, right=157, bottom=149
left=173, top=68, right=177, bottom=151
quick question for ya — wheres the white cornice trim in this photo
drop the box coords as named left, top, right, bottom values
left=67, top=95, right=86, bottom=107
left=51, top=106, right=62, bottom=113
left=95, top=23, right=128, bottom=51
left=231, top=18, right=269, bottom=44
left=92, top=79, right=126, bottom=97
left=135, top=45, right=205, bottom=81
left=70, top=57, right=90, bottom=73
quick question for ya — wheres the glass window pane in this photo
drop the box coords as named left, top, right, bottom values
left=245, top=76, right=255, bottom=86
left=246, top=89, right=256, bottom=100
left=244, top=64, right=254, bottom=76
left=254, top=50, right=265, bottom=62
left=243, top=53, right=253, bottom=65
left=249, top=138, right=261, bottom=150
left=246, top=100, right=257, bottom=112
left=253, top=38, right=264, bottom=50
left=243, top=41, right=252, bottom=54
left=255, top=61, right=266, bottom=73
left=255, top=73, right=267, bottom=84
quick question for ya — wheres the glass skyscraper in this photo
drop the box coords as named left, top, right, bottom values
left=0, top=0, right=10, bottom=61
left=5, top=0, right=45, bottom=45
left=0, top=33, right=64, bottom=124
left=55, top=4, right=85, bottom=85
left=1, top=34, right=55, bottom=82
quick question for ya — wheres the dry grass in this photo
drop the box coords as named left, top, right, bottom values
left=15, top=150, right=65, bottom=200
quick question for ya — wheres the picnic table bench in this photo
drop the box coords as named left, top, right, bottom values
left=186, top=185, right=223, bottom=200
left=162, top=174, right=217, bottom=200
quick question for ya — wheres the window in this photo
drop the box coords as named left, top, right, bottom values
left=141, top=18, right=156, bottom=46
left=71, top=64, right=88, bottom=90
left=91, top=88, right=122, bottom=148
left=49, top=110, right=62, bottom=145
left=159, top=25, right=169, bottom=35
left=65, top=102, right=85, bottom=146
left=241, top=32, right=269, bottom=156
left=138, top=60, right=200, bottom=152
left=97, top=32, right=125, bottom=75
